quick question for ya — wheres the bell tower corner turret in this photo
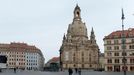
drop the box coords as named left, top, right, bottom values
left=73, top=4, right=81, bottom=21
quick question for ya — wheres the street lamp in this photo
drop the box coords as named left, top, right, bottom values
left=121, top=8, right=126, bottom=75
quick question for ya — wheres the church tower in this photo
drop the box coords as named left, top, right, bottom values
left=73, top=4, right=81, bottom=21
left=60, top=5, right=99, bottom=70
left=90, top=27, right=96, bottom=44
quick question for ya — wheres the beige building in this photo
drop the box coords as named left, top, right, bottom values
left=104, top=28, right=134, bottom=71
left=99, top=53, right=105, bottom=69
left=0, top=42, right=44, bottom=71
left=60, top=5, right=99, bottom=69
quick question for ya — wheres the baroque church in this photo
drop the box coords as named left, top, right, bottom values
left=60, top=5, right=100, bottom=69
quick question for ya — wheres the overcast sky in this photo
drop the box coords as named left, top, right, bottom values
left=0, top=0, right=134, bottom=62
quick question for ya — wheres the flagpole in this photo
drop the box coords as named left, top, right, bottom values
left=121, top=8, right=126, bottom=75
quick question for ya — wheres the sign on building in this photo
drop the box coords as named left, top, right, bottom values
left=0, top=55, right=7, bottom=68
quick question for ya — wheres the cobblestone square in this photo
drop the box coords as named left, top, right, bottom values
left=0, top=70, right=134, bottom=75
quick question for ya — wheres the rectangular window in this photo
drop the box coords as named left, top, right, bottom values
left=114, top=40, right=119, bottom=44
left=129, top=45, right=134, bottom=49
left=107, top=46, right=112, bottom=50
left=107, top=59, right=112, bottom=63
left=107, top=41, right=111, bottom=44
left=130, top=66, right=134, bottom=71
left=114, top=52, right=119, bottom=56
left=122, top=52, right=127, bottom=56
left=131, top=39, right=134, bottom=43
left=114, top=46, right=119, bottom=50
left=64, top=52, right=69, bottom=61
left=107, top=52, right=112, bottom=56
left=130, top=53, right=134, bottom=56
left=130, top=59, right=134, bottom=63
left=115, top=59, right=119, bottom=63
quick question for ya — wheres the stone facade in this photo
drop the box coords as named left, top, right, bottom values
left=104, top=28, right=134, bottom=71
left=60, top=5, right=99, bottom=69
left=99, top=53, right=105, bottom=69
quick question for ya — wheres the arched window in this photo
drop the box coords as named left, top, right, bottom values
left=107, top=66, right=112, bottom=71
left=77, top=11, right=79, bottom=17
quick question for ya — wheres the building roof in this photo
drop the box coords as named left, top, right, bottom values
left=104, top=28, right=134, bottom=39
left=47, top=57, right=59, bottom=64
left=50, top=57, right=59, bottom=63
left=0, top=42, right=41, bottom=53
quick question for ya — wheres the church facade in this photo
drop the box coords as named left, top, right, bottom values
left=59, top=5, right=100, bottom=69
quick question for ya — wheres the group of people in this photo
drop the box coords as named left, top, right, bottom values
left=68, top=68, right=81, bottom=75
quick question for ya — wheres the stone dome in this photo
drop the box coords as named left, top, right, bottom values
left=67, top=5, right=88, bottom=38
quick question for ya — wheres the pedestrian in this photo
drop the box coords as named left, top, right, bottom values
left=75, top=68, right=78, bottom=73
left=14, top=68, right=16, bottom=73
left=68, top=68, right=73, bottom=75
left=0, top=68, right=2, bottom=73
left=78, top=68, right=81, bottom=75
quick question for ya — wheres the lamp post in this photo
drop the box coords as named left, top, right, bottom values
left=121, top=8, right=126, bottom=75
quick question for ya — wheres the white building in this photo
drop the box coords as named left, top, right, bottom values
left=0, top=42, right=44, bottom=71
left=26, top=52, right=44, bottom=70
left=104, top=28, right=134, bottom=71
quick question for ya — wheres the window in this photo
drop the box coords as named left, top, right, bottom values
left=122, top=52, right=127, bottom=56
left=130, top=66, right=134, bottom=71
left=130, top=53, right=134, bottom=56
left=107, top=66, right=112, bottom=71
left=76, top=11, right=80, bottom=17
left=130, top=59, right=134, bottom=63
left=82, top=57, right=84, bottom=62
left=114, top=46, right=119, bottom=50
left=114, top=40, right=119, bottom=44
left=107, top=59, right=112, bottom=63
left=107, top=52, right=112, bottom=56
left=82, top=52, right=84, bottom=56
left=115, top=59, right=119, bottom=63
left=89, top=58, right=91, bottom=62
left=122, top=66, right=128, bottom=71
left=131, top=39, right=134, bottom=43
left=107, top=41, right=111, bottom=44
left=114, top=53, right=119, bottom=56
left=107, top=46, right=112, bottom=50
left=129, top=45, right=134, bottom=49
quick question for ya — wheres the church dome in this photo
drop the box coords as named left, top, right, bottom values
left=69, top=21, right=87, bottom=38
left=67, top=5, right=88, bottom=38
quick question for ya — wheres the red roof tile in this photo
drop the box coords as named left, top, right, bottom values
left=48, top=57, right=59, bottom=63
left=104, top=28, right=134, bottom=39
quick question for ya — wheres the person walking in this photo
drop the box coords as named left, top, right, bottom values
left=75, top=68, right=78, bottom=73
left=68, top=68, right=73, bottom=75
left=78, top=68, right=81, bottom=75
left=14, top=68, right=16, bottom=73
